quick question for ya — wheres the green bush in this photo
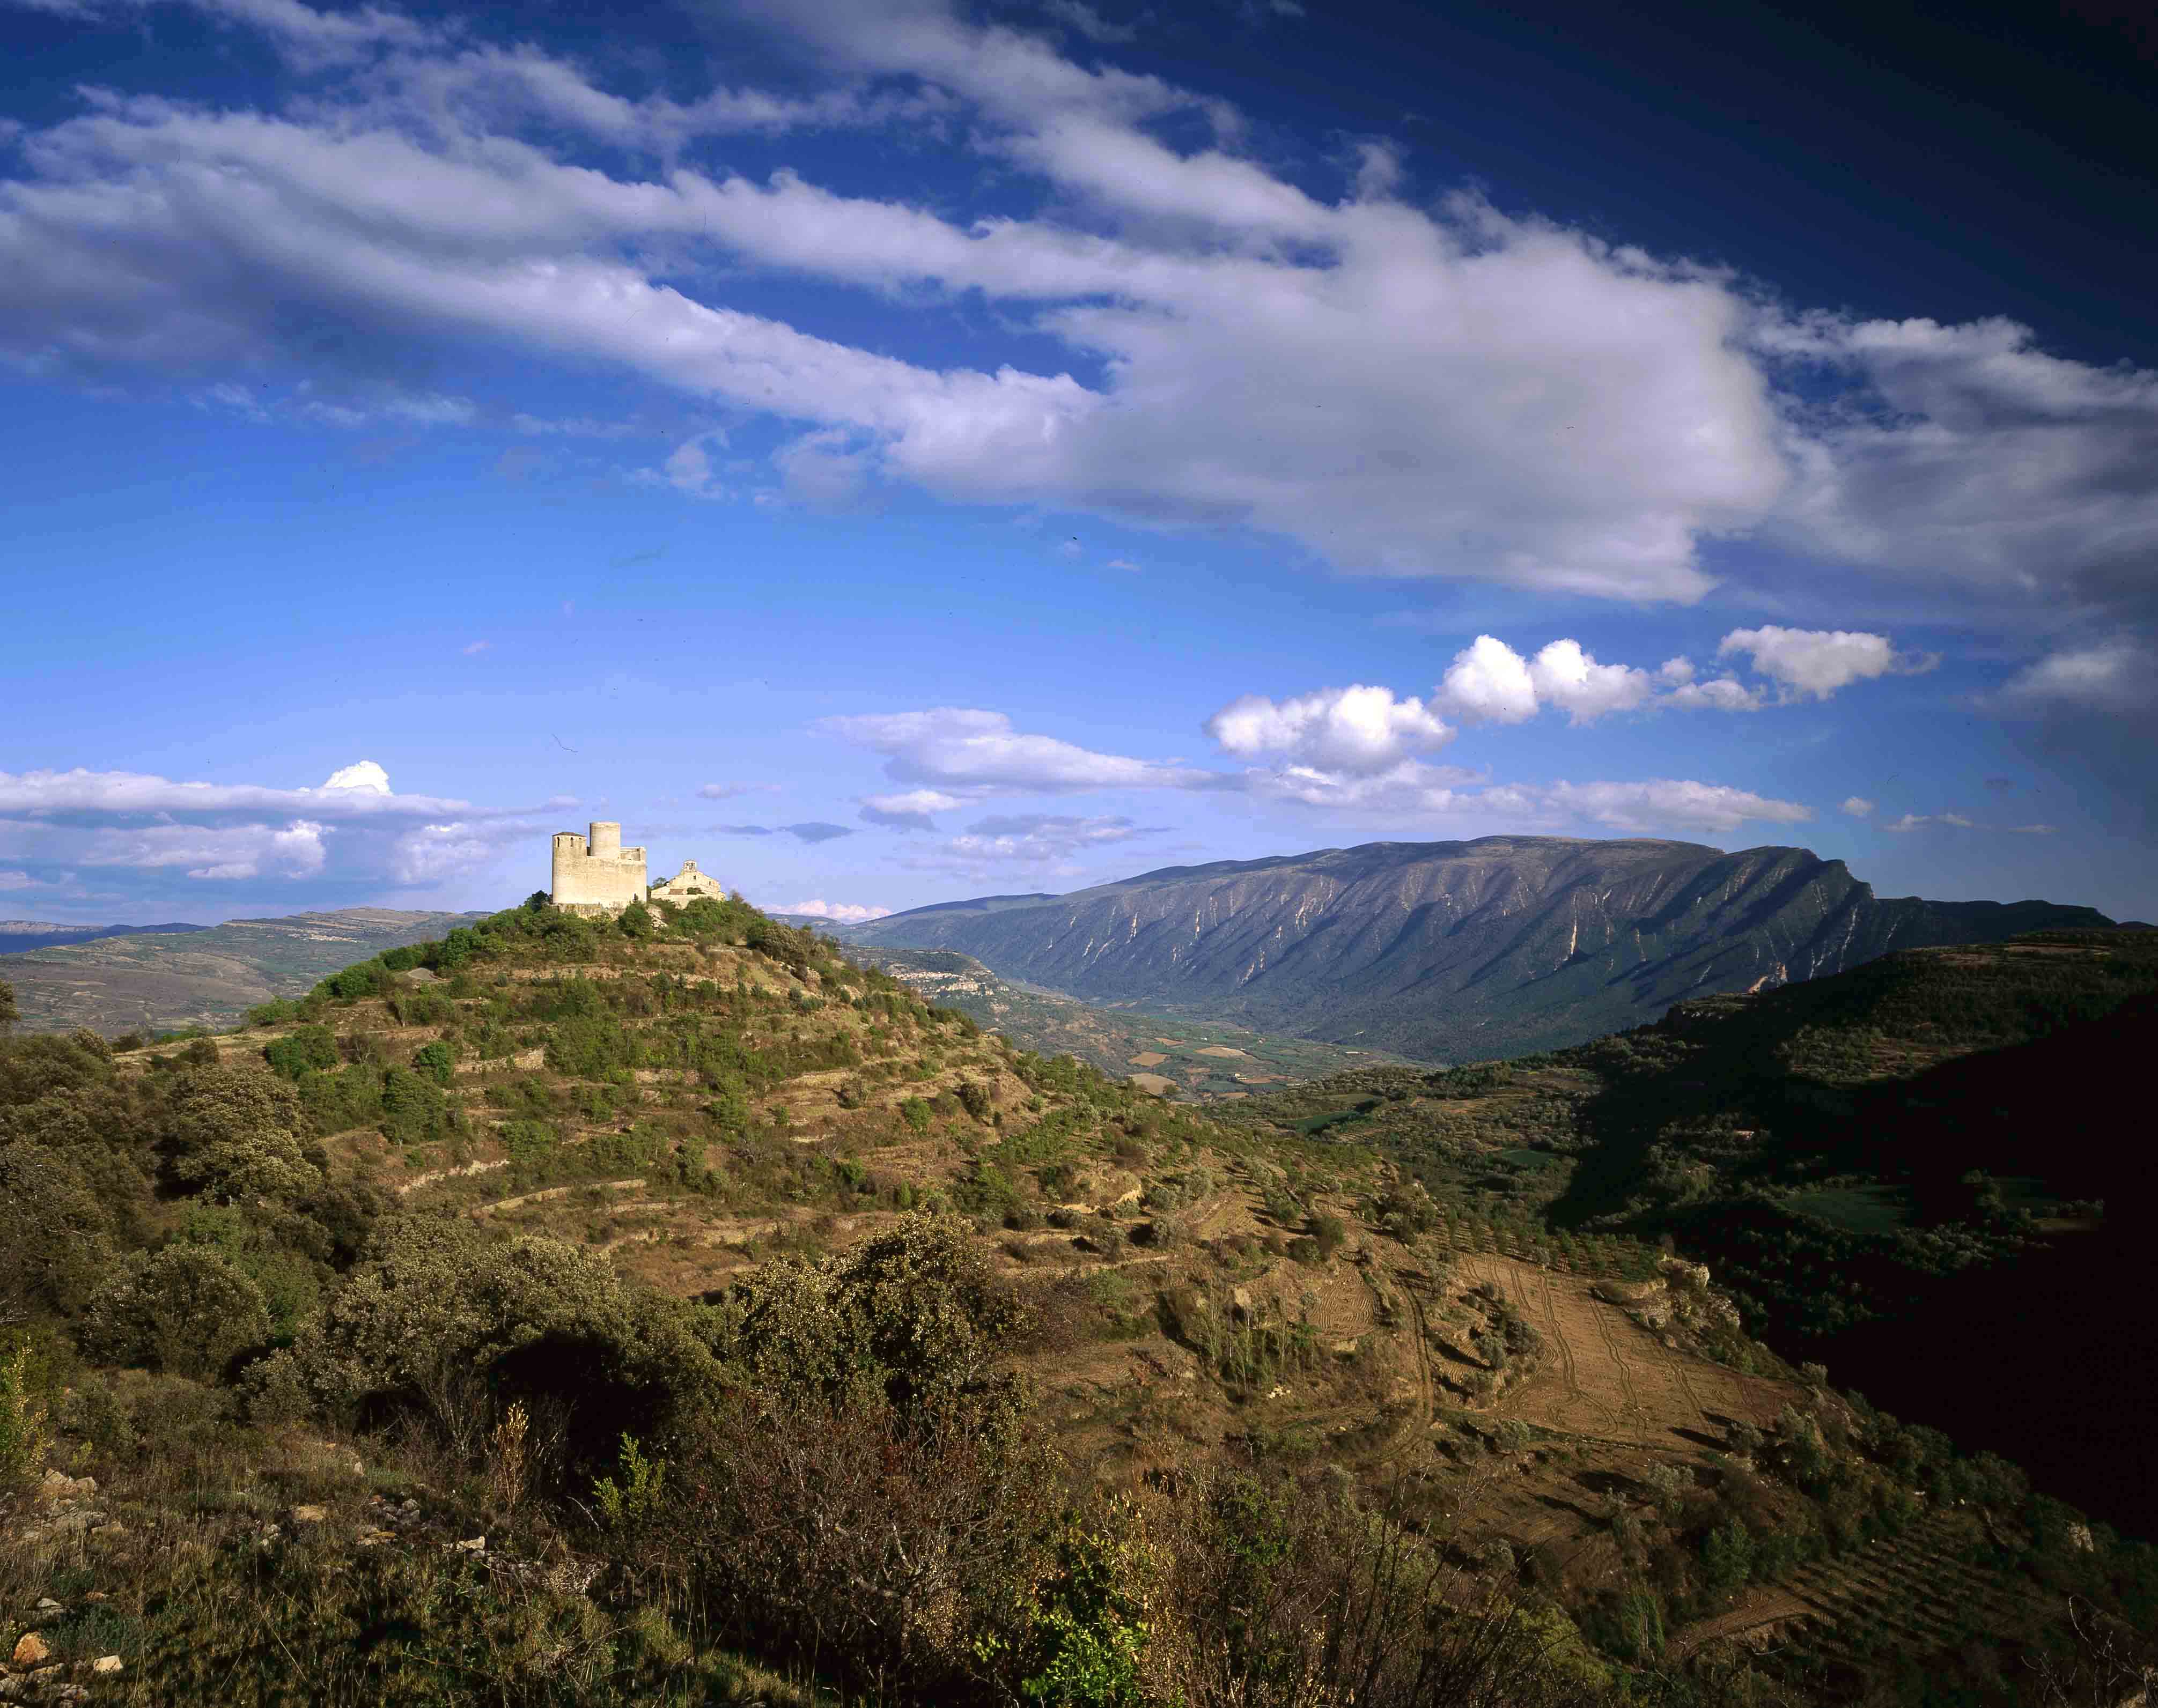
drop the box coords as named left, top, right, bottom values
left=264, top=1024, right=340, bottom=1079
left=411, top=1040, right=456, bottom=1085
left=164, top=1063, right=325, bottom=1202
left=81, top=1246, right=272, bottom=1379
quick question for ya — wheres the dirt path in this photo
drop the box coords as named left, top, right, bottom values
left=1668, top=1588, right=1814, bottom=1659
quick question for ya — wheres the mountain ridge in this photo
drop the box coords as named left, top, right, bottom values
left=836, top=835, right=2112, bottom=1059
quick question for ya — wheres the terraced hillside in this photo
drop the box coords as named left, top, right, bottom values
left=3, top=899, right=2152, bottom=1706
left=1227, top=925, right=2158, bottom=1539
left=2, top=907, right=484, bottom=1037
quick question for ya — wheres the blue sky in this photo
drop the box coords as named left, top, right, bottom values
left=3, top=0, right=2154, bottom=925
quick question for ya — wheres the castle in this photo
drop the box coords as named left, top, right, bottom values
left=549, top=822, right=724, bottom=917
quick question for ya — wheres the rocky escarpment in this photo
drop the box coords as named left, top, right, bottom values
left=838, top=837, right=2110, bottom=1060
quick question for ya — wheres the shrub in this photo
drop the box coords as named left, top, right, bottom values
left=0, top=1335, right=50, bottom=1498
left=264, top=1024, right=340, bottom=1079
left=411, top=1040, right=456, bottom=1085
left=80, top=1246, right=273, bottom=1379
left=900, top=1097, right=933, bottom=1134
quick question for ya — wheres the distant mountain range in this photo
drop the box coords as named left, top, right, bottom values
left=0, top=919, right=208, bottom=955
left=832, top=836, right=2113, bottom=1060
left=2, top=908, right=485, bottom=1037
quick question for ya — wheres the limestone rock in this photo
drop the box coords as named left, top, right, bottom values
left=11, top=1633, right=49, bottom=1666
left=90, top=1658, right=123, bottom=1677
left=291, top=1505, right=327, bottom=1525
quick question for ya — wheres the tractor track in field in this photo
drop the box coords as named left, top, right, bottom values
left=1585, top=1278, right=1648, bottom=1428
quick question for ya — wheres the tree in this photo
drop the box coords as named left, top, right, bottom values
left=0, top=976, right=17, bottom=1036
left=81, top=1246, right=272, bottom=1379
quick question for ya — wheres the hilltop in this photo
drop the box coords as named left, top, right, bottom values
left=3, top=896, right=2152, bottom=1705
left=1, top=907, right=485, bottom=1039
left=836, top=836, right=2112, bottom=1059
left=0, top=922, right=206, bottom=957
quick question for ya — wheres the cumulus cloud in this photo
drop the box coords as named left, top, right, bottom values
left=1840, top=796, right=1875, bottom=818
left=820, top=707, right=1211, bottom=793
left=0, top=761, right=563, bottom=898
left=1433, top=637, right=1540, bottom=726
left=0, top=869, right=51, bottom=891
left=954, top=812, right=1152, bottom=860
left=1431, top=636, right=1659, bottom=725
left=1203, top=685, right=1454, bottom=775
left=1717, top=626, right=1931, bottom=699
left=1663, top=675, right=1762, bottom=711
left=859, top=788, right=966, bottom=830
left=778, top=898, right=893, bottom=921
left=1997, top=638, right=2157, bottom=715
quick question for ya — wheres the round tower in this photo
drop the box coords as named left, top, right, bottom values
left=588, top=820, right=622, bottom=856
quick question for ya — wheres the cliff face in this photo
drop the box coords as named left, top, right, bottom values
left=838, top=837, right=2112, bottom=1059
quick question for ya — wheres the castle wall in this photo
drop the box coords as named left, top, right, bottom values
left=549, top=823, right=649, bottom=915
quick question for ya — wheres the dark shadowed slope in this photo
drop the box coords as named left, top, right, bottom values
left=838, top=836, right=2111, bottom=1059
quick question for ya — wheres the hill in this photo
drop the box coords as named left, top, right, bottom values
left=3, top=898, right=2153, bottom=1706
left=836, top=836, right=2112, bottom=1060
left=2, top=907, right=486, bottom=1038
left=1226, top=925, right=2158, bottom=1537
left=0, top=921, right=206, bottom=956
left=843, top=943, right=1411, bottom=1097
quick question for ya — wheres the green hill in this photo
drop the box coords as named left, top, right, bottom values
left=2, top=903, right=2152, bottom=1706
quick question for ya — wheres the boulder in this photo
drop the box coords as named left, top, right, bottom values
left=11, top=1634, right=49, bottom=1667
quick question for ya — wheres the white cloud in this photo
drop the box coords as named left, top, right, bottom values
left=1840, top=796, right=1875, bottom=818
left=1525, top=638, right=1654, bottom=724
left=1434, top=636, right=1540, bottom=725
left=1882, top=812, right=1976, bottom=833
left=0, top=869, right=49, bottom=890
left=779, top=898, right=892, bottom=922
left=462, top=640, right=491, bottom=655
left=1760, top=313, right=2158, bottom=612
left=1540, top=779, right=1810, bottom=835
left=1717, top=626, right=1927, bottom=699
left=320, top=759, right=392, bottom=795
left=1203, top=685, right=1453, bottom=775
left=1997, top=638, right=2157, bottom=715
left=6, top=0, right=2154, bottom=630
left=860, top=788, right=966, bottom=830
left=76, top=817, right=330, bottom=880
left=1106, top=557, right=1139, bottom=571
left=1042, top=0, right=1140, bottom=43
left=696, top=781, right=778, bottom=800
left=819, top=707, right=1210, bottom=793
left=1663, top=675, right=1762, bottom=711
left=1432, top=635, right=1656, bottom=725
left=0, top=763, right=561, bottom=894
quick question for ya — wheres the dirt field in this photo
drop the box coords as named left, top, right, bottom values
left=1194, top=1045, right=1249, bottom=1059
left=1459, top=1254, right=1795, bottom=1445
left=1128, top=1052, right=1168, bottom=1067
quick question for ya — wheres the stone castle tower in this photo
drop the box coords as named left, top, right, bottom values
left=550, top=822, right=648, bottom=916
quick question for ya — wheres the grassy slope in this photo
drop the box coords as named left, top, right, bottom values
left=4, top=907, right=2153, bottom=1703
left=3, top=908, right=485, bottom=1037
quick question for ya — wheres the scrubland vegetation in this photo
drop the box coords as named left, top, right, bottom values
left=2, top=901, right=2153, bottom=1705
